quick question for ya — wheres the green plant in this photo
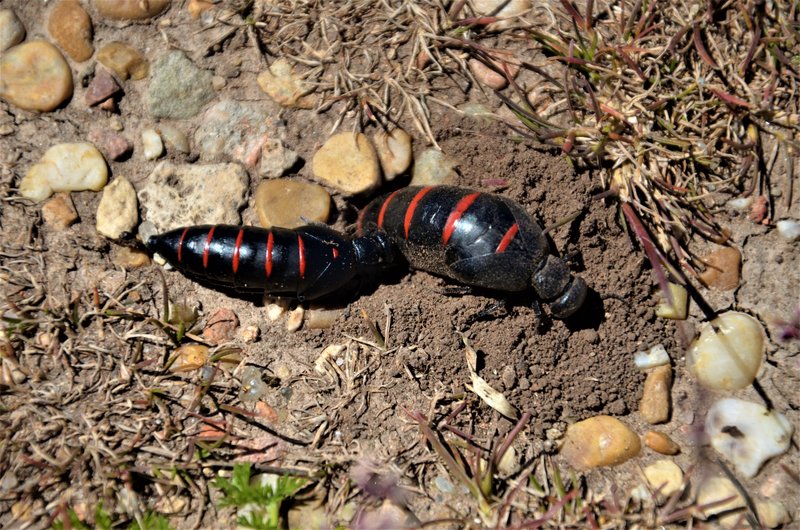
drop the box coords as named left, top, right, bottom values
left=213, top=463, right=306, bottom=530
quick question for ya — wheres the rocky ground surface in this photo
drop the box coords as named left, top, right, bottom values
left=0, top=1, right=798, bottom=529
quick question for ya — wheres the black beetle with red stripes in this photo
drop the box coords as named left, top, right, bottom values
left=357, top=185, right=587, bottom=318
left=147, top=224, right=397, bottom=301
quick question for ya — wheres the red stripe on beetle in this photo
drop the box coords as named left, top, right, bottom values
left=356, top=206, right=367, bottom=236
left=332, top=246, right=339, bottom=259
left=177, top=227, right=189, bottom=263
left=442, top=192, right=480, bottom=245
left=202, top=226, right=216, bottom=269
left=265, top=231, right=274, bottom=278
left=403, top=186, right=433, bottom=239
left=232, top=228, right=245, bottom=274
left=297, top=234, right=306, bottom=279
left=378, top=190, right=400, bottom=229
left=495, top=223, right=519, bottom=253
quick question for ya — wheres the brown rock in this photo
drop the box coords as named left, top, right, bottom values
left=41, top=193, right=78, bottom=229
left=49, top=0, right=94, bottom=62
left=187, top=0, right=215, bottom=18
left=169, top=343, right=209, bottom=373
left=97, top=42, right=148, bottom=81
left=640, top=364, right=673, bottom=424
left=112, top=247, right=150, bottom=269
left=643, top=430, right=681, bottom=455
left=0, top=41, right=73, bottom=111
left=469, top=55, right=520, bottom=90
left=84, top=68, right=121, bottom=107
left=88, top=129, right=133, bottom=161
left=93, top=0, right=169, bottom=20
left=202, top=308, right=239, bottom=344
left=254, top=179, right=331, bottom=229
left=560, top=415, right=641, bottom=470
left=699, top=246, right=741, bottom=291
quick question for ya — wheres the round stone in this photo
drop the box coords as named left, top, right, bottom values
left=0, top=9, right=25, bottom=52
left=559, top=415, right=641, bottom=470
left=255, top=179, right=331, bottom=229
left=96, top=177, right=138, bottom=239
left=97, top=42, right=148, bottom=81
left=312, top=133, right=380, bottom=195
left=93, top=0, right=169, bottom=20
left=20, top=142, right=108, bottom=202
left=699, top=246, right=742, bottom=290
left=686, top=311, right=765, bottom=391
left=48, top=0, right=94, bottom=62
left=0, top=41, right=73, bottom=112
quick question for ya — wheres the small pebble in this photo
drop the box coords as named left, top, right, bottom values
left=146, top=51, right=214, bottom=119
left=695, top=476, right=745, bottom=519
left=84, top=67, right=121, bottom=107
left=48, top=0, right=94, bottom=62
left=169, top=344, right=209, bottom=372
left=755, top=499, right=792, bottom=528
left=20, top=143, right=107, bottom=202
left=469, top=56, right=519, bottom=90
left=0, top=9, right=25, bottom=52
left=433, top=475, right=454, bottom=494
left=643, top=430, right=680, bottom=455
left=686, top=311, right=764, bottom=391
left=41, top=193, right=79, bottom=230
left=286, top=306, right=304, bottom=332
left=727, top=196, right=752, bottom=211
left=202, top=308, right=239, bottom=344
left=642, top=459, right=683, bottom=499
left=654, top=282, right=688, bottom=320
left=211, top=75, right=226, bottom=91
left=97, top=42, right=148, bottom=81
left=266, top=300, right=288, bottom=321
left=305, top=307, right=343, bottom=329
left=142, top=128, right=164, bottom=160
left=239, top=366, right=268, bottom=402
left=257, top=58, right=316, bottom=109
left=138, top=162, right=248, bottom=232
left=312, top=133, right=381, bottom=195
left=776, top=219, right=800, bottom=242
left=254, top=179, right=331, bottom=229
left=633, top=344, right=670, bottom=370
left=706, top=397, right=793, bottom=478
left=157, top=124, right=190, bottom=154
left=559, top=415, right=641, bottom=470
left=699, top=246, right=741, bottom=290
left=187, top=0, right=215, bottom=18
left=241, top=325, right=260, bottom=343
left=112, top=247, right=150, bottom=269
left=87, top=129, right=132, bottom=161
left=411, top=148, right=457, bottom=186
left=96, top=177, right=138, bottom=239
left=372, top=128, right=412, bottom=181
left=255, top=401, right=279, bottom=423
left=472, top=0, right=531, bottom=30
left=639, top=365, right=672, bottom=424
left=93, top=0, right=170, bottom=20
left=0, top=41, right=73, bottom=112
left=257, top=138, right=299, bottom=178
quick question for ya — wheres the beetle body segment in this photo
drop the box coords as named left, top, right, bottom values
left=358, top=185, right=587, bottom=318
left=148, top=224, right=395, bottom=301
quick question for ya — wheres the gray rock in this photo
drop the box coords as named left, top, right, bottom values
left=138, top=161, right=248, bottom=232
left=146, top=51, right=215, bottom=119
left=411, top=148, right=458, bottom=186
left=0, top=9, right=25, bottom=52
left=194, top=100, right=295, bottom=177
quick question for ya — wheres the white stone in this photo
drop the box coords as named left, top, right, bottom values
left=634, top=344, right=670, bottom=370
left=706, top=398, right=793, bottom=478
left=142, top=128, right=164, bottom=160
left=643, top=459, right=683, bottom=499
left=96, top=177, right=138, bottom=239
left=472, top=0, right=531, bottom=30
left=0, top=9, right=25, bottom=52
left=137, top=162, right=248, bottom=232
left=686, top=311, right=765, bottom=391
left=372, top=128, right=412, bottom=181
left=157, top=123, right=190, bottom=154
left=755, top=499, right=791, bottom=528
left=20, top=143, right=108, bottom=202
left=776, top=219, right=800, bottom=242
left=696, top=476, right=745, bottom=518
left=411, top=148, right=457, bottom=186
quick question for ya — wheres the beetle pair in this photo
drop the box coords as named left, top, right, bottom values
left=148, top=185, right=587, bottom=318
